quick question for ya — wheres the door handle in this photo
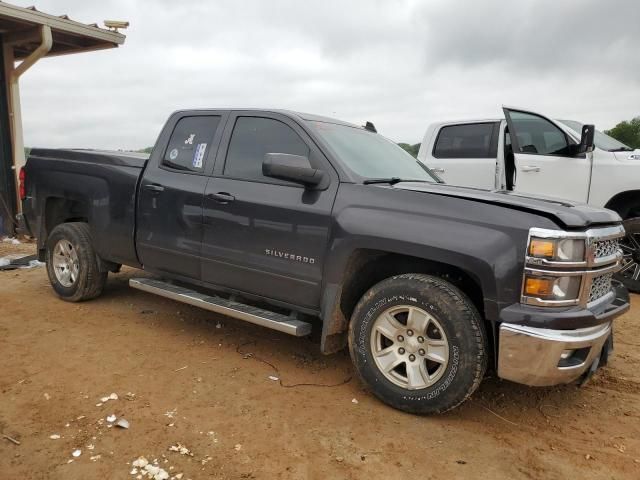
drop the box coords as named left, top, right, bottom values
left=207, top=192, right=235, bottom=204
left=144, top=184, right=165, bottom=193
left=521, top=166, right=540, bottom=172
left=431, top=167, right=445, bottom=173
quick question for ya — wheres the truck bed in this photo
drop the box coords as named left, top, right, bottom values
left=23, top=148, right=148, bottom=266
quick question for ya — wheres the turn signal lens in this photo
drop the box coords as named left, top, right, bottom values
left=524, top=277, right=554, bottom=297
left=529, top=239, right=555, bottom=258
left=523, top=275, right=582, bottom=302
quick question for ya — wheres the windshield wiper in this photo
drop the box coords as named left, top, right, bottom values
left=609, top=147, right=634, bottom=152
left=363, top=177, right=434, bottom=185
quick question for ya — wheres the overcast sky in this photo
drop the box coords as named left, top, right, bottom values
left=12, top=0, right=640, bottom=150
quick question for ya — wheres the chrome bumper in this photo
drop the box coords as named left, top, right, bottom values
left=497, top=322, right=611, bottom=386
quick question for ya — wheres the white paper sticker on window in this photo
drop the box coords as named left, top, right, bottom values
left=193, top=143, right=207, bottom=169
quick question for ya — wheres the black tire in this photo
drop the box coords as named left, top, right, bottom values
left=45, top=222, right=107, bottom=302
left=616, top=218, right=640, bottom=293
left=348, top=273, right=487, bottom=414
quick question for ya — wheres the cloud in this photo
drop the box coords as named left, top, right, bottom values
left=13, top=0, right=640, bottom=150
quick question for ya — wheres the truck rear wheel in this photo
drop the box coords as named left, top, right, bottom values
left=348, top=273, right=487, bottom=414
left=616, top=218, right=640, bottom=293
left=45, top=222, right=107, bottom=302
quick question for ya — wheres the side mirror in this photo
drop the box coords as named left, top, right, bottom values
left=263, top=153, right=325, bottom=187
left=577, top=124, right=595, bottom=154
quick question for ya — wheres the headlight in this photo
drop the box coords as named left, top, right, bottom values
left=528, top=237, right=585, bottom=262
left=523, top=274, right=582, bottom=302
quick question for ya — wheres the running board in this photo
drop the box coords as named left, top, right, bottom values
left=129, top=278, right=312, bottom=336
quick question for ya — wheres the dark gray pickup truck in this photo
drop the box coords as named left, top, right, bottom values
left=18, top=109, right=630, bottom=414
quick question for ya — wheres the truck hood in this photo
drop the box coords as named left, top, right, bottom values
left=393, top=182, right=621, bottom=229
left=613, top=149, right=640, bottom=162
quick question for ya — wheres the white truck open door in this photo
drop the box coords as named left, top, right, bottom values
left=503, top=107, right=591, bottom=203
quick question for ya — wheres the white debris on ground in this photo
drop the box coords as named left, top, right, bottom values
left=43, top=393, right=50, bottom=400
left=116, top=418, right=130, bottom=429
left=267, top=375, right=279, bottom=381
left=164, top=409, right=177, bottom=419
left=72, top=449, right=82, bottom=457
left=100, top=392, right=119, bottom=403
left=107, top=414, right=117, bottom=423
left=49, top=434, right=60, bottom=440
left=1, top=236, right=20, bottom=245
left=234, top=444, right=242, bottom=451
left=206, top=431, right=218, bottom=444
left=168, top=443, right=193, bottom=456
left=352, top=398, right=359, bottom=404
left=131, top=457, right=178, bottom=480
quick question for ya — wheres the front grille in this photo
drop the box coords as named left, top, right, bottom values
left=589, top=273, right=613, bottom=303
left=593, top=238, right=620, bottom=259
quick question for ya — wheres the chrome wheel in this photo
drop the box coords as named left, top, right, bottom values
left=52, top=239, right=79, bottom=287
left=370, top=305, right=449, bottom=390
left=619, top=232, right=640, bottom=280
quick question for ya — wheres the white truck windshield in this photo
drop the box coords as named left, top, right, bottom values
left=560, top=120, right=633, bottom=152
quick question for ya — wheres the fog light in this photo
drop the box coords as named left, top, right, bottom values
left=560, top=349, right=573, bottom=360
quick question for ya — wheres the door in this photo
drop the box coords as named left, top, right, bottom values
left=201, top=112, right=338, bottom=309
left=137, top=113, right=227, bottom=278
left=503, top=108, right=591, bottom=202
left=427, top=122, right=499, bottom=189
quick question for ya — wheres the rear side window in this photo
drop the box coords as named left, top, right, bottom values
left=163, top=116, right=221, bottom=172
left=433, top=123, right=495, bottom=159
left=224, top=117, right=309, bottom=181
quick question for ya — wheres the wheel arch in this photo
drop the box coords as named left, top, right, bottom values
left=39, top=196, right=90, bottom=259
left=604, top=190, right=640, bottom=220
left=319, top=248, right=492, bottom=355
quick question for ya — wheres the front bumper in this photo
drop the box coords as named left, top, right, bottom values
left=497, top=283, right=629, bottom=387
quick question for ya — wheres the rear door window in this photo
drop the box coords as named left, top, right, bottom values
left=433, top=123, right=496, bottom=159
left=163, top=116, right=222, bottom=172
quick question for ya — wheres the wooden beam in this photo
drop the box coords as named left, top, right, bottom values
left=4, top=26, right=41, bottom=46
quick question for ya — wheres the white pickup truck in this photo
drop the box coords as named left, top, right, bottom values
left=418, top=107, right=640, bottom=291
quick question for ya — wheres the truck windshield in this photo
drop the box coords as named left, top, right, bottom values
left=308, top=121, right=438, bottom=182
left=559, top=120, right=633, bottom=152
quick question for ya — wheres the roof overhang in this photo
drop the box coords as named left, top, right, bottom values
left=0, top=2, right=125, bottom=59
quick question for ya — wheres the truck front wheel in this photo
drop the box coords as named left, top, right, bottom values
left=617, top=218, right=640, bottom=293
left=45, top=222, right=107, bottom=302
left=348, top=273, right=487, bottom=414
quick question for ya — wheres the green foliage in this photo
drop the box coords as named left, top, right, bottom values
left=138, top=147, right=154, bottom=154
left=604, top=117, right=640, bottom=149
left=24, top=147, right=31, bottom=159
left=398, top=142, right=421, bottom=158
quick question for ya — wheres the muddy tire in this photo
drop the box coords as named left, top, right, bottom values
left=45, top=222, right=107, bottom=302
left=348, top=273, right=487, bottom=414
left=616, top=218, right=640, bottom=293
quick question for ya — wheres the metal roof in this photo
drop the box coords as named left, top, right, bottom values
left=0, top=2, right=125, bottom=59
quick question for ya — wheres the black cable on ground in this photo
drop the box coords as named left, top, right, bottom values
left=236, top=341, right=352, bottom=388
